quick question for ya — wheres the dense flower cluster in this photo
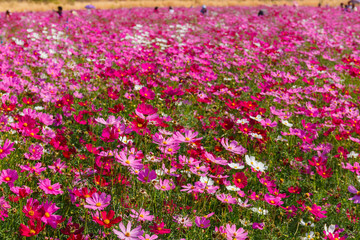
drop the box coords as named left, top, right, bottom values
left=0, top=5, right=359, bottom=239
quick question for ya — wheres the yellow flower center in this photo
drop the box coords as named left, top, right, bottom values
left=104, top=219, right=110, bottom=224
left=5, top=177, right=10, bottom=181
left=96, top=202, right=101, bottom=207
left=45, top=212, right=50, bottom=218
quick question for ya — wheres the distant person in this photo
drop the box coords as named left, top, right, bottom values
left=5, top=10, right=10, bottom=19
left=169, top=6, right=174, bottom=14
left=54, top=6, right=63, bottom=18
left=71, top=10, right=79, bottom=16
left=340, top=3, right=345, bottom=10
left=318, top=3, right=321, bottom=7
left=154, top=6, right=159, bottom=13
left=258, top=9, right=266, bottom=16
left=352, top=3, right=358, bottom=11
left=201, top=5, right=207, bottom=15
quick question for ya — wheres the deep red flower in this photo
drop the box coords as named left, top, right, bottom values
left=108, top=103, right=124, bottom=113
left=73, top=187, right=97, bottom=200
left=149, top=222, right=171, bottom=234
left=232, top=172, right=248, bottom=189
left=19, top=220, right=45, bottom=237
left=22, top=97, right=35, bottom=105
left=93, top=210, right=122, bottom=228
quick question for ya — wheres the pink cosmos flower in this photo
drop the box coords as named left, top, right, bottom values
left=204, top=152, right=228, bottom=165
left=24, top=144, right=43, bottom=160
left=10, top=185, right=33, bottom=197
left=135, top=103, right=158, bottom=120
left=225, top=224, right=248, bottom=240
left=160, top=144, right=181, bottom=155
left=216, top=193, right=237, bottom=204
left=0, top=196, right=11, bottom=221
left=84, top=192, right=111, bottom=210
left=0, top=139, right=15, bottom=159
left=113, top=221, right=144, bottom=240
left=195, top=216, right=210, bottom=228
left=154, top=179, right=176, bottom=191
left=20, top=163, right=46, bottom=176
left=115, top=151, right=143, bottom=169
left=0, top=169, right=18, bottom=187
left=173, top=130, right=202, bottom=143
left=348, top=185, right=360, bottom=203
left=139, top=234, right=158, bottom=240
left=95, top=115, right=122, bottom=126
left=260, top=118, right=277, bottom=128
left=264, top=194, right=284, bottom=206
left=48, top=159, right=68, bottom=174
left=221, top=138, right=247, bottom=155
left=40, top=201, right=62, bottom=229
left=38, top=179, right=63, bottom=195
left=129, top=208, right=154, bottom=221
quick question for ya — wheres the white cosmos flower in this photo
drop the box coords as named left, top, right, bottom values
left=300, top=219, right=314, bottom=227
left=250, top=132, right=263, bottom=139
left=245, top=155, right=256, bottom=168
left=226, top=185, right=240, bottom=191
left=253, top=161, right=267, bottom=172
left=200, top=176, right=214, bottom=186
left=324, top=224, right=335, bottom=235
left=34, top=106, right=44, bottom=111
left=249, top=115, right=263, bottom=122
left=228, top=163, right=244, bottom=170
left=281, top=120, right=293, bottom=127
left=240, top=219, right=252, bottom=226
left=347, top=151, right=359, bottom=158
left=134, top=85, right=144, bottom=90
left=275, top=135, right=288, bottom=142
left=251, top=207, right=268, bottom=215
left=301, top=231, right=315, bottom=240
left=236, top=119, right=249, bottom=124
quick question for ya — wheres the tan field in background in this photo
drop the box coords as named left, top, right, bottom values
left=0, top=0, right=345, bottom=12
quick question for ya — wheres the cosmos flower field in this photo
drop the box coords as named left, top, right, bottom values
left=0, top=6, right=360, bottom=240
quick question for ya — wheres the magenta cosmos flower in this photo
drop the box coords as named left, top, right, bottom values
left=40, top=201, right=62, bottom=229
left=264, top=194, right=284, bottom=206
left=113, top=221, right=144, bottom=240
left=0, top=139, right=15, bottom=159
left=348, top=185, right=360, bottom=203
left=137, top=168, right=157, bottom=183
left=38, top=179, right=63, bottom=195
left=84, top=192, right=111, bottom=210
left=195, top=216, right=210, bottom=228
left=0, top=169, right=18, bottom=187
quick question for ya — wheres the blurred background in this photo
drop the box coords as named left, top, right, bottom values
left=0, top=0, right=347, bottom=12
